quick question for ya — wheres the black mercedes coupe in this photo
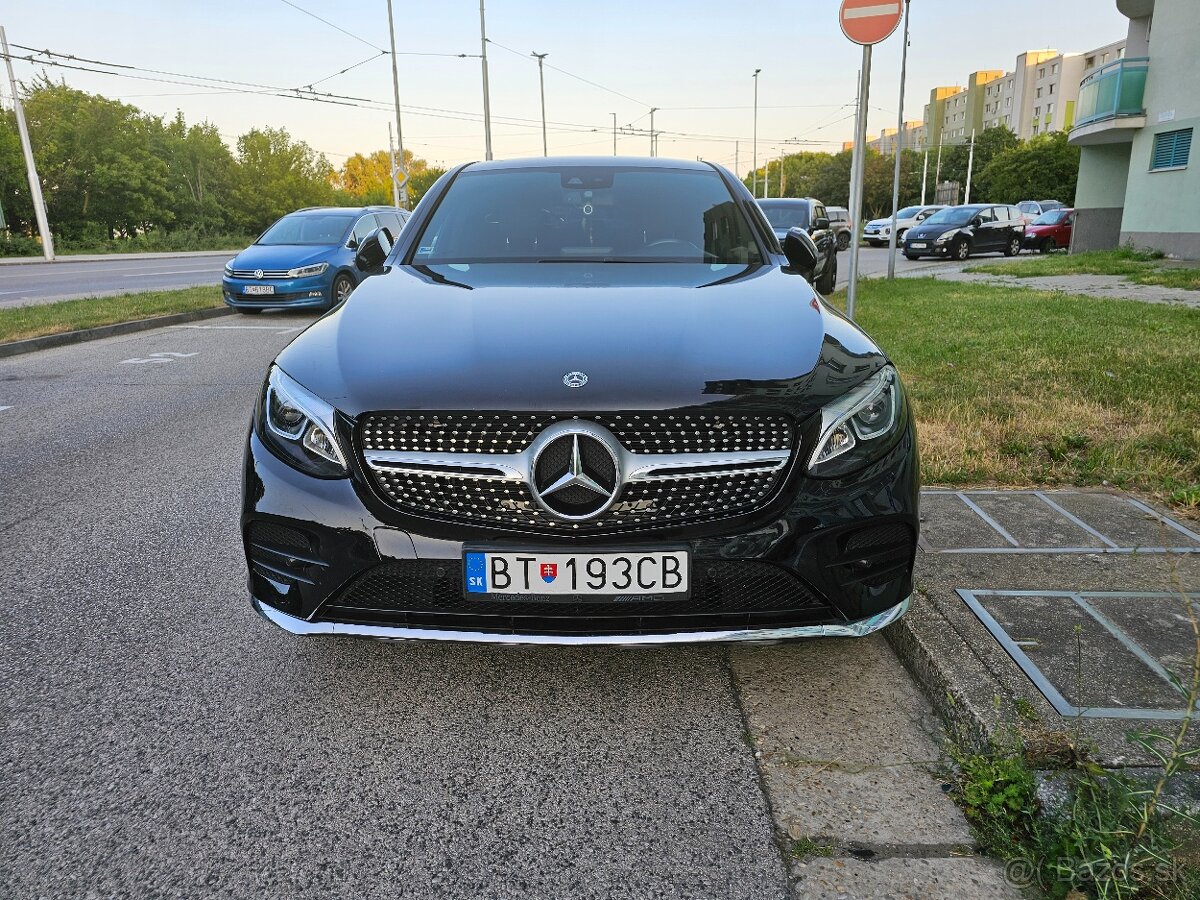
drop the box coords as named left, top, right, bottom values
left=242, top=157, right=919, bottom=645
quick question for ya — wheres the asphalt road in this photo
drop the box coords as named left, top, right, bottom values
left=0, top=252, right=229, bottom=307
left=0, top=317, right=789, bottom=899
left=0, top=245, right=1009, bottom=309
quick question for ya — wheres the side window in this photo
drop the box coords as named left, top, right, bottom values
left=351, top=214, right=378, bottom=245
left=1066, top=212, right=1077, bottom=227
left=814, top=205, right=827, bottom=224
left=379, top=212, right=403, bottom=239
left=976, top=207, right=996, bottom=224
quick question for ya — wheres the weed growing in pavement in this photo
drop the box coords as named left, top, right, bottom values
left=950, top=556, right=1200, bottom=899
left=786, top=837, right=835, bottom=860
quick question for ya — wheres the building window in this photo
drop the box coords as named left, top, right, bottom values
left=1036, top=87, right=1043, bottom=98
left=1151, top=128, right=1193, bottom=170
left=1034, top=106, right=1041, bottom=117
left=1006, top=97, right=1012, bottom=108
left=1032, top=123, right=1039, bottom=135
left=1047, top=102, right=1055, bottom=114
left=1086, top=55, right=1096, bottom=67
left=1049, top=83, right=1055, bottom=95
left=1052, top=63, right=1059, bottom=74
left=1038, top=67, right=1046, bottom=78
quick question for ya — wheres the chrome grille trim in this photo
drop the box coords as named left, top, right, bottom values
left=230, top=268, right=291, bottom=279
left=362, top=448, right=789, bottom=484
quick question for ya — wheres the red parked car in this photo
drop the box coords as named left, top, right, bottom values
left=1022, top=208, right=1075, bottom=253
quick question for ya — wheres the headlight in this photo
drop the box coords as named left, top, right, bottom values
left=287, top=262, right=329, bottom=278
left=934, top=230, right=956, bottom=244
left=256, top=366, right=347, bottom=477
left=224, top=259, right=236, bottom=277
left=808, top=365, right=906, bottom=477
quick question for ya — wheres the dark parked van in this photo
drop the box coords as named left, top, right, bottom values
left=902, top=204, right=1026, bottom=261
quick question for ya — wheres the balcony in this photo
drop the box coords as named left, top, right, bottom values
left=1069, top=57, right=1148, bottom=146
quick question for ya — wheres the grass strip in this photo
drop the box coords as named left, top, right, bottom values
left=0, top=287, right=224, bottom=344
left=832, top=277, right=1200, bottom=512
left=967, top=248, right=1200, bottom=291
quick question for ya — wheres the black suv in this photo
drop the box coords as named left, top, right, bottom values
left=243, top=158, right=917, bottom=646
left=902, top=204, right=1026, bottom=261
left=756, top=198, right=838, bottom=292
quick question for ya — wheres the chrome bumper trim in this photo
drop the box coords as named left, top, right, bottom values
left=251, top=596, right=910, bottom=646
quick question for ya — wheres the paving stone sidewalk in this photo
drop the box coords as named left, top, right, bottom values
left=901, top=266, right=1200, bottom=308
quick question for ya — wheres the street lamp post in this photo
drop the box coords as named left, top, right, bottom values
left=649, top=107, right=658, bottom=156
left=611, top=112, right=617, bottom=155
left=478, top=0, right=493, bottom=160
left=752, top=69, right=761, bottom=197
left=532, top=52, right=548, bottom=156
left=886, top=0, right=912, bottom=279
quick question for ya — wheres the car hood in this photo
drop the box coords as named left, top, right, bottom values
left=866, top=218, right=901, bottom=228
left=274, top=262, right=885, bottom=419
left=231, top=244, right=333, bottom=270
left=1025, top=224, right=1060, bottom=235
left=906, top=224, right=957, bottom=240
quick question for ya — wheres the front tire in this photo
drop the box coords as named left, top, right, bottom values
left=331, top=273, right=356, bottom=308
left=904, top=251, right=921, bottom=261
left=1040, top=237, right=1057, bottom=254
left=952, top=237, right=971, bottom=261
left=836, top=231, right=850, bottom=251
left=1004, top=236, right=1022, bottom=257
left=816, top=254, right=837, bottom=294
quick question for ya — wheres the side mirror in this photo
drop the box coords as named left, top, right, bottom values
left=812, top=216, right=830, bottom=231
left=783, top=227, right=819, bottom=282
left=970, top=217, right=983, bottom=228
left=916, top=213, right=928, bottom=221
left=354, top=227, right=393, bottom=272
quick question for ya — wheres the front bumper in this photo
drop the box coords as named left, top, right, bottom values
left=252, top=594, right=911, bottom=645
left=222, top=275, right=330, bottom=309
left=243, top=414, right=919, bottom=644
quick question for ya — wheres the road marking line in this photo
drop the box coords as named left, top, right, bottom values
left=123, top=269, right=222, bottom=277
left=120, top=351, right=200, bottom=364
left=843, top=3, right=901, bottom=19
left=1126, top=497, right=1200, bottom=544
left=0, top=405, right=11, bottom=412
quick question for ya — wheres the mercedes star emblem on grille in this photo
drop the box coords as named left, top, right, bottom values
left=562, top=371, right=588, bottom=388
left=254, top=269, right=264, bottom=280
left=530, top=427, right=620, bottom=521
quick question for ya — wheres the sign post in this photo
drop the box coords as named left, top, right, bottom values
left=839, top=0, right=903, bottom=319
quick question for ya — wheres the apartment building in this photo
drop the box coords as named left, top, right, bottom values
left=1072, top=0, right=1199, bottom=257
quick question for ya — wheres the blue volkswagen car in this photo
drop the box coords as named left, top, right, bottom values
left=223, top=206, right=409, bottom=313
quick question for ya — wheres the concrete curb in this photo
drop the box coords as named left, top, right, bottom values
left=0, top=306, right=233, bottom=359
left=0, top=250, right=237, bottom=266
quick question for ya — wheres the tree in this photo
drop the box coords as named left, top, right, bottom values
left=230, top=127, right=335, bottom=233
left=977, top=131, right=1081, bottom=205
left=0, top=108, right=33, bottom=234
left=333, top=148, right=445, bottom=208
left=937, top=126, right=1020, bottom=198
left=153, top=113, right=236, bottom=233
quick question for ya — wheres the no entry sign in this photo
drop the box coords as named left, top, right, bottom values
left=839, top=0, right=903, bottom=45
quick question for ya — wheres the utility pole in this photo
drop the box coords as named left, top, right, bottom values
left=388, top=122, right=400, bottom=208
left=384, top=0, right=409, bottom=208
left=778, top=149, right=786, bottom=196
left=964, top=129, right=977, bottom=204
left=478, top=0, right=493, bottom=160
left=532, top=52, right=548, bottom=156
left=735, top=140, right=739, bottom=182
left=921, top=149, right=928, bottom=205
left=846, top=45, right=872, bottom=320
left=1, top=26, right=54, bottom=259
left=611, top=112, right=617, bottom=155
left=649, top=107, right=657, bottom=156
left=751, top=69, right=761, bottom=198
left=886, top=0, right=911, bottom=280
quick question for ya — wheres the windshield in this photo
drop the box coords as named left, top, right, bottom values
left=923, top=207, right=978, bottom=227
left=1040, top=201, right=1064, bottom=211
left=1034, top=209, right=1070, bottom=225
left=258, top=213, right=354, bottom=246
left=759, top=202, right=810, bottom=231
left=412, top=166, right=764, bottom=264
left=895, top=206, right=922, bottom=219
left=1018, top=202, right=1040, bottom=214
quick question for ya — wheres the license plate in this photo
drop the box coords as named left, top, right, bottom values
left=909, top=242, right=927, bottom=249
left=243, top=285, right=275, bottom=295
left=465, top=550, right=689, bottom=597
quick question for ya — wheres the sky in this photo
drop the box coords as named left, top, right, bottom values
left=1, top=1, right=1129, bottom=176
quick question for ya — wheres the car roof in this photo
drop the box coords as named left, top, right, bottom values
left=290, top=206, right=400, bottom=216
left=462, top=155, right=713, bottom=172
left=756, top=197, right=818, bottom=205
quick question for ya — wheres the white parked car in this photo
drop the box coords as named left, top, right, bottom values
left=862, top=205, right=946, bottom=247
